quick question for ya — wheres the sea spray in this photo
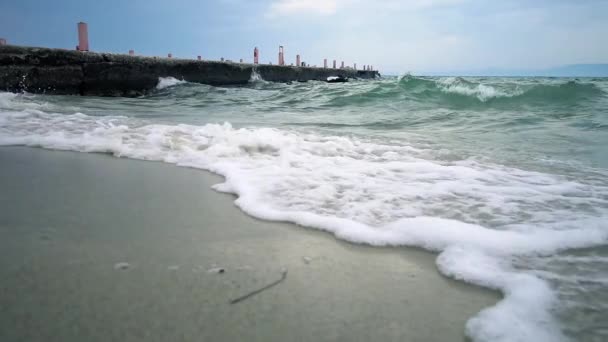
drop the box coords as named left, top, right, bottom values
left=156, top=77, right=186, bottom=90
left=249, top=67, right=266, bottom=83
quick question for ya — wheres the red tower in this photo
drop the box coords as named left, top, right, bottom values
left=77, top=22, right=89, bottom=51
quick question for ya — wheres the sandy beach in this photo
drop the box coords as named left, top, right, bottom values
left=0, top=147, right=499, bottom=342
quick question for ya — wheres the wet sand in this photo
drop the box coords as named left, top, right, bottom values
left=0, top=147, right=499, bottom=342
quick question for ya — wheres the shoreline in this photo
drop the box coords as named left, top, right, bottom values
left=0, top=146, right=500, bottom=341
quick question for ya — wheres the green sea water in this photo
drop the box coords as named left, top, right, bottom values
left=1, top=75, right=607, bottom=341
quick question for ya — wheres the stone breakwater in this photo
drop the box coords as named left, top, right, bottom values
left=0, top=45, right=379, bottom=97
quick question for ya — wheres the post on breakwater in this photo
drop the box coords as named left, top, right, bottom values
left=354, top=63, right=357, bottom=70
left=296, top=54, right=301, bottom=67
left=341, top=61, right=344, bottom=69
left=254, top=47, right=259, bottom=64
left=197, top=55, right=202, bottom=60
left=0, top=38, right=6, bottom=46
left=168, top=53, right=172, bottom=58
left=76, top=22, right=89, bottom=51
left=129, top=50, right=134, bottom=56
left=324, top=59, right=327, bottom=68
left=333, top=60, right=337, bottom=68
left=278, top=45, right=285, bottom=66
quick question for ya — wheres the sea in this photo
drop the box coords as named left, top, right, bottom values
left=1, top=74, right=607, bottom=342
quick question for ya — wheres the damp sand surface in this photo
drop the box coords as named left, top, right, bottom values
left=0, top=147, right=499, bottom=342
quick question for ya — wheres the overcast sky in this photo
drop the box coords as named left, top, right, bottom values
left=1, top=0, right=607, bottom=74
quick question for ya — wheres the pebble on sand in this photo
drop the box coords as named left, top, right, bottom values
left=114, top=262, right=131, bottom=270
left=207, top=267, right=225, bottom=274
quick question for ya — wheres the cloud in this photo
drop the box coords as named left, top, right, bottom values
left=269, top=0, right=341, bottom=16
left=267, top=0, right=466, bottom=17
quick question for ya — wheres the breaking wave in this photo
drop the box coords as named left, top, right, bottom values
left=156, top=76, right=187, bottom=90
left=396, top=75, right=604, bottom=106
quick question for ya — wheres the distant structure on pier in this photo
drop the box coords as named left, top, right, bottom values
left=278, top=46, right=285, bottom=66
left=65, top=22, right=377, bottom=71
left=76, top=22, right=89, bottom=51
left=0, top=38, right=6, bottom=46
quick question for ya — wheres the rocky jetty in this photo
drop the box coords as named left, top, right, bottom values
left=0, top=45, right=378, bottom=97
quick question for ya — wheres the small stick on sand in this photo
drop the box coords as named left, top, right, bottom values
left=230, top=269, right=288, bottom=304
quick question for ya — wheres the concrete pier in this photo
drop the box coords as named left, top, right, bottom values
left=0, top=45, right=378, bottom=97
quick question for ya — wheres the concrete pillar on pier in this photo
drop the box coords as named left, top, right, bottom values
left=197, top=56, right=202, bottom=61
left=354, top=63, right=357, bottom=70
left=0, top=38, right=6, bottom=46
left=168, top=53, right=172, bottom=58
left=296, top=54, right=301, bottom=67
left=129, top=50, right=134, bottom=56
left=333, top=60, right=337, bottom=69
left=324, top=59, right=327, bottom=68
left=341, top=61, right=345, bottom=69
left=278, top=46, right=285, bottom=66
left=254, top=47, right=259, bottom=64
left=76, top=22, right=89, bottom=51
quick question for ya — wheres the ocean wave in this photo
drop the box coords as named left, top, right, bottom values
left=397, top=75, right=604, bottom=106
left=2, top=103, right=607, bottom=341
left=156, top=76, right=187, bottom=90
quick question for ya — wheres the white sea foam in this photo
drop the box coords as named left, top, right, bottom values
left=437, top=77, right=523, bottom=102
left=1, top=99, right=607, bottom=341
left=156, top=77, right=186, bottom=90
left=249, top=68, right=267, bottom=83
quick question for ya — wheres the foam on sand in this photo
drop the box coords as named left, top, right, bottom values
left=1, top=97, right=607, bottom=341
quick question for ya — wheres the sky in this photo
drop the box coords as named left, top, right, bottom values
left=1, top=0, right=607, bottom=75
